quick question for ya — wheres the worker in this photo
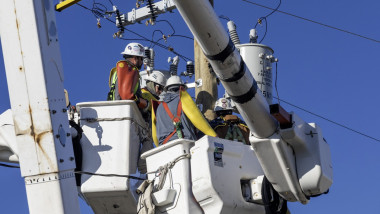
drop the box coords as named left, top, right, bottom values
left=107, top=42, right=148, bottom=110
left=151, top=75, right=217, bottom=146
left=141, top=70, right=167, bottom=110
left=136, top=71, right=167, bottom=171
left=210, top=97, right=250, bottom=145
left=106, top=42, right=153, bottom=173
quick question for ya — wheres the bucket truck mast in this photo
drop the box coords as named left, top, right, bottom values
left=0, top=0, right=79, bottom=213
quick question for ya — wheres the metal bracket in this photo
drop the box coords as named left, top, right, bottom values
left=121, top=0, right=176, bottom=26
left=163, top=0, right=169, bottom=11
left=185, top=79, right=202, bottom=89
left=131, top=8, right=136, bottom=23
left=196, top=79, right=202, bottom=88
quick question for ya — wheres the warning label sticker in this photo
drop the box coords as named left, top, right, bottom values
left=214, top=142, right=224, bottom=167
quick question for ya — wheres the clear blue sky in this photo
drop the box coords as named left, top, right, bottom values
left=1, top=0, right=380, bottom=213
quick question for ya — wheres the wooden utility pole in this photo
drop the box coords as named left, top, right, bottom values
left=195, top=0, right=218, bottom=121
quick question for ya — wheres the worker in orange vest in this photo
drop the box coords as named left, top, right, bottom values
left=107, top=42, right=148, bottom=111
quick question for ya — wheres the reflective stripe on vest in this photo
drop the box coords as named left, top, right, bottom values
left=107, top=72, right=118, bottom=101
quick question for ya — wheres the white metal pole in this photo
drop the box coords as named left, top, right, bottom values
left=173, top=0, right=278, bottom=138
left=0, top=0, right=80, bottom=213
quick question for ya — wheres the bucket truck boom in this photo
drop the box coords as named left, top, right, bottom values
left=173, top=0, right=332, bottom=205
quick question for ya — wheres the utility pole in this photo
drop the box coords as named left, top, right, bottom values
left=0, top=0, right=79, bottom=213
left=194, top=0, right=218, bottom=121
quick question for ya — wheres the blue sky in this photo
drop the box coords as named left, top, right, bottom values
left=1, top=0, right=380, bottom=213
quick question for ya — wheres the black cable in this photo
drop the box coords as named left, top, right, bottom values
left=254, top=0, right=281, bottom=43
left=242, top=0, right=380, bottom=44
left=76, top=3, right=92, bottom=11
left=219, top=15, right=231, bottom=21
left=75, top=171, right=145, bottom=180
left=0, top=163, right=20, bottom=168
left=170, top=35, right=194, bottom=40
left=123, top=27, right=192, bottom=61
left=156, top=20, right=175, bottom=36
left=151, top=29, right=165, bottom=45
left=274, top=97, right=380, bottom=143
left=76, top=2, right=193, bottom=61
left=262, top=0, right=282, bottom=19
left=259, top=17, right=268, bottom=43
left=104, top=17, right=192, bottom=61
left=0, top=162, right=145, bottom=180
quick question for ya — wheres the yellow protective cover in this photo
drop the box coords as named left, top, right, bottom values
left=151, top=100, right=160, bottom=147
left=180, top=90, right=217, bottom=137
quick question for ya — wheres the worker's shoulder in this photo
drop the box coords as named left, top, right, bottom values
left=209, top=117, right=225, bottom=128
left=116, top=60, right=134, bottom=69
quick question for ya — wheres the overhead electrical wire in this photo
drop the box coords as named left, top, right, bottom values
left=105, top=17, right=193, bottom=62
left=0, top=162, right=20, bottom=168
left=0, top=163, right=145, bottom=180
left=66, top=2, right=380, bottom=143
left=274, top=97, right=380, bottom=143
left=76, top=2, right=193, bottom=62
left=241, top=0, right=380, bottom=44
left=253, top=0, right=281, bottom=43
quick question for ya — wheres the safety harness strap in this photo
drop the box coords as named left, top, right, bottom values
left=161, top=99, right=183, bottom=145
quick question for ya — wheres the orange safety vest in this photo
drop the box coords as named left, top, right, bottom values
left=107, top=60, right=148, bottom=109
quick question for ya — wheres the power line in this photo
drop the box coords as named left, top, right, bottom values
left=0, top=163, right=146, bottom=180
left=104, top=17, right=193, bottom=62
left=75, top=2, right=193, bottom=61
left=241, top=0, right=380, bottom=44
left=275, top=97, right=380, bottom=143
left=254, top=0, right=281, bottom=43
left=0, top=163, right=20, bottom=168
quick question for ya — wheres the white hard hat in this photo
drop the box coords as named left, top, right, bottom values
left=146, top=71, right=167, bottom=86
left=121, top=42, right=146, bottom=57
left=164, top=75, right=186, bottom=90
left=214, top=98, right=233, bottom=112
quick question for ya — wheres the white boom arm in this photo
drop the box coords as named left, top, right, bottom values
left=173, top=0, right=277, bottom=138
left=0, top=0, right=79, bottom=213
left=173, top=0, right=332, bottom=205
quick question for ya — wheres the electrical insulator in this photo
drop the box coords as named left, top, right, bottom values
left=186, top=61, right=194, bottom=77
left=149, top=48, right=155, bottom=69
left=170, top=64, right=178, bottom=76
left=144, top=47, right=151, bottom=59
left=249, top=29, right=258, bottom=43
left=227, top=21, right=240, bottom=46
left=168, top=56, right=179, bottom=75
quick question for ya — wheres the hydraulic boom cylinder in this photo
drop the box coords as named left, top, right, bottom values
left=173, top=0, right=277, bottom=138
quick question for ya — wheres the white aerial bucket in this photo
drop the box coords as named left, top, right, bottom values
left=77, top=100, right=148, bottom=214
left=141, top=139, right=203, bottom=214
